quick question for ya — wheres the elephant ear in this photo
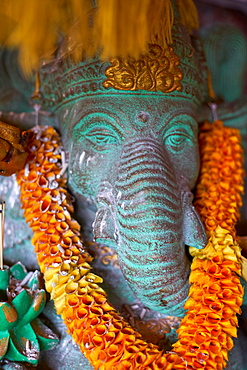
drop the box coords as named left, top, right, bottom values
left=200, top=24, right=247, bottom=103
left=181, top=179, right=207, bottom=249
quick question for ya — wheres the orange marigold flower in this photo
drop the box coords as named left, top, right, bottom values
left=17, top=126, right=176, bottom=369
left=172, top=121, right=244, bottom=370
left=194, top=120, right=244, bottom=237
left=17, top=121, right=244, bottom=370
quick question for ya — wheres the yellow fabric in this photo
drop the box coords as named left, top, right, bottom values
left=177, top=0, right=199, bottom=32
left=0, top=0, right=199, bottom=74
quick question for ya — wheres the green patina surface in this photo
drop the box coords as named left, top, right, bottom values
left=0, top=10, right=247, bottom=370
left=58, top=93, right=206, bottom=317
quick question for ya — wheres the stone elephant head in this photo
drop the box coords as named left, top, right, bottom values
left=37, top=20, right=208, bottom=319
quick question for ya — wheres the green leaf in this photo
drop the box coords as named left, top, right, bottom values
left=6, top=324, right=40, bottom=365
left=15, top=290, right=46, bottom=328
left=0, top=330, right=10, bottom=359
left=0, top=302, right=18, bottom=331
left=11, top=290, right=32, bottom=321
left=27, top=270, right=43, bottom=290
left=10, top=263, right=27, bottom=281
left=0, top=268, right=10, bottom=297
left=31, top=318, right=59, bottom=351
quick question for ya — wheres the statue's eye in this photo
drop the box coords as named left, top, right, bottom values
left=72, top=113, right=122, bottom=153
left=165, top=134, right=186, bottom=146
left=163, top=116, right=197, bottom=154
left=85, top=128, right=119, bottom=151
left=164, top=132, right=191, bottom=153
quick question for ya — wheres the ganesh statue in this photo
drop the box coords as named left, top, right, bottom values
left=0, top=1, right=246, bottom=370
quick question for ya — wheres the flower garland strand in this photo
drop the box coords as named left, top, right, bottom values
left=16, top=121, right=244, bottom=370
left=172, top=120, right=244, bottom=369
left=16, top=126, right=183, bottom=370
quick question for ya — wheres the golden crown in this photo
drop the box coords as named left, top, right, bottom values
left=39, top=21, right=208, bottom=109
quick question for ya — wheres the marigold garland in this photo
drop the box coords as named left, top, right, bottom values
left=16, top=120, right=244, bottom=370
left=172, top=120, right=244, bottom=370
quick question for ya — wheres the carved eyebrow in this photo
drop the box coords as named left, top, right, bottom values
left=167, top=121, right=196, bottom=133
left=183, top=116, right=198, bottom=135
left=73, top=112, right=125, bottom=138
left=160, top=113, right=198, bottom=137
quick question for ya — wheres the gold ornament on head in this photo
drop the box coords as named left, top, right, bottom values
left=103, top=44, right=183, bottom=93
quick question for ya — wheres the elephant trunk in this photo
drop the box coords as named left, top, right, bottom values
left=115, top=137, right=190, bottom=315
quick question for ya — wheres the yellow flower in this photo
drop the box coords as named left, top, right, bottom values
left=17, top=121, right=244, bottom=370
